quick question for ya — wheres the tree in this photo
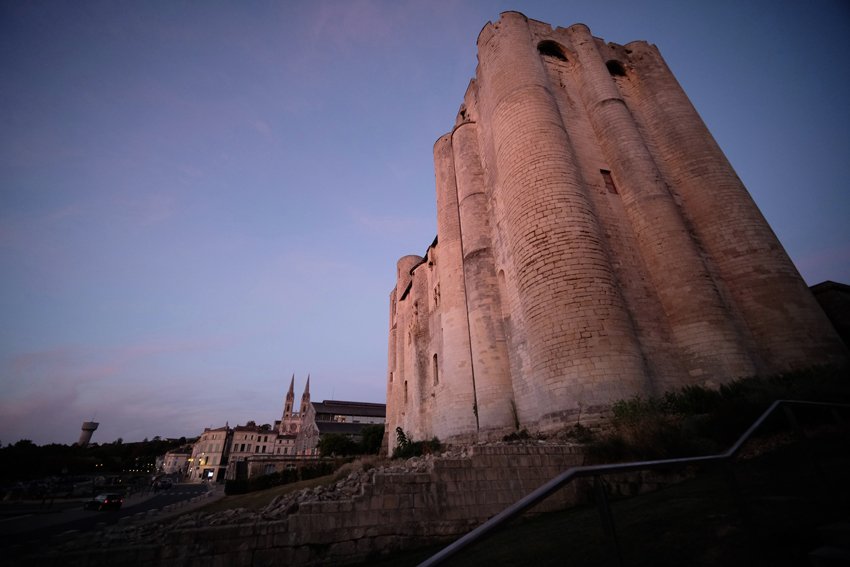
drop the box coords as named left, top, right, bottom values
left=358, top=424, right=385, bottom=454
left=317, top=434, right=359, bottom=457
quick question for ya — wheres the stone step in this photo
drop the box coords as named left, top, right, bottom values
left=809, top=546, right=850, bottom=567
left=808, top=523, right=850, bottom=567
left=818, top=523, right=850, bottom=549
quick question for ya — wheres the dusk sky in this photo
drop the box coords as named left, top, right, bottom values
left=2, top=1, right=848, bottom=446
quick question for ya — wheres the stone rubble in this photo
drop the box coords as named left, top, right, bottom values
left=45, top=440, right=576, bottom=558
left=43, top=452, right=437, bottom=553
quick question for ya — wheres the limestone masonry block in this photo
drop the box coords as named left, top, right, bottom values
left=386, top=10, right=847, bottom=444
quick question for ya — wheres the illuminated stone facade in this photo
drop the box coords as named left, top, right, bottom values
left=386, top=12, right=847, bottom=444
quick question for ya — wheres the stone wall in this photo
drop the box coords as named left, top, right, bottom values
left=34, top=444, right=585, bottom=566
left=387, top=11, right=848, bottom=445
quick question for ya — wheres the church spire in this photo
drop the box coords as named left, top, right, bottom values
left=300, top=374, right=311, bottom=411
left=282, top=373, right=295, bottom=420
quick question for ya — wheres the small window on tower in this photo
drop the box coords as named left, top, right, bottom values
left=606, top=60, right=626, bottom=76
left=601, top=169, right=618, bottom=194
left=433, top=354, right=439, bottom=386
left=538, top=41, right=567, bottom=61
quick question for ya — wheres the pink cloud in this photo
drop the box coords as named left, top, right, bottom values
left=310, top=0, right=397, bottom=49
left=116, top=191, right=178, bottom=226
left=253, top=119, right=273, bottom=137
left=0, top=204, right=86, bottom=250
left=307, top=0, right=468, bottom=52
left=43, top=205, right=85, bottom=224
left=350, top=207, right=431, bottom=235
left=0, top=336, right=237, bottom=444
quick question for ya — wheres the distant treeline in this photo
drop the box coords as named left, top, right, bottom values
left=224, top=461, right=340, bottom=495
left=0, top=437, right=195, bottom=485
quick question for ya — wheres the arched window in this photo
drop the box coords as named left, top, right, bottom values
left=606, top=60, right=626, bottom=76
left=538, top=40, right=567, bottom=61
left=433, top=354, right=439, bottom=386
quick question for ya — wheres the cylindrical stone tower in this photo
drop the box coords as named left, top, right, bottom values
left=433, top=134, right=479, bottom=439
left=385, top=288, right=400, bottom=452
left=566, top=23, right=757, bottom=381
left=385, top=12, right=847, bottom=447
left=622, top=40, right=848, bottom=371
left=389, top=255, right=423, bottom=440
left=452, top=120, right=515, bottom=437
left=475, top=12, right=647, bottom=428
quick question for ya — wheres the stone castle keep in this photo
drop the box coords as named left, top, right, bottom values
left=386, top=12, right=847, bottom=444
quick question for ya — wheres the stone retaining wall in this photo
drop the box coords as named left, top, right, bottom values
left=35, top=444, right=586, bottom=566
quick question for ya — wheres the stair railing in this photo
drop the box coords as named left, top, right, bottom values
left=418, top=399, right=849, bottom=567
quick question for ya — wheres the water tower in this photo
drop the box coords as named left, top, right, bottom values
left=78, top=421, right=99, bottom=447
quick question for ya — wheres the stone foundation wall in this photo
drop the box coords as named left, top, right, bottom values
left=36, top=445, right=585, bottom=566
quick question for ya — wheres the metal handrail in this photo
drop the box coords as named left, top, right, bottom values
left=418, top=399, right=849, bottom=567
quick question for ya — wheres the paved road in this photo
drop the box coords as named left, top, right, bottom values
left=0, top=483, right=212, bottom=548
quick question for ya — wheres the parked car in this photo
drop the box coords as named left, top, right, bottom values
left=84, top=493, right=123, bottom=511
left=153, top=479, right=173, bottom=490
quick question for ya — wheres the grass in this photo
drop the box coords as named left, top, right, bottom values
left=585, top=366, right=850, bottom=463
left=199, top=475, right=336, bottom=513
left=195, top=456, right=389, bottom=514
left=363, top=428, right=850, bottom=566
left=190, top=368, right=849, bottom=565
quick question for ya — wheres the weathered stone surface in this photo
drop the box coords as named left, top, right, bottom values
left=385, top=11, right=848, bottom=446
left=20, top=11, right=849, bottom=567
left=31, top=442, right=588, bottom=566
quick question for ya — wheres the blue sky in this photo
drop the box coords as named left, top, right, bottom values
left=2, top=1, right=848, bottom=445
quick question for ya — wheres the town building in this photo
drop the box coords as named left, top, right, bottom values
left=186, top=426, right=231, bottom=482
left=161, top=446, right=192, bottom=476
left=386, top=12, right=848, bottom=445
left=295, top=400, right=388, bottom=456
left=185, top=376, right=386, bottom=482
left=224, top=422, right=276, bottom=481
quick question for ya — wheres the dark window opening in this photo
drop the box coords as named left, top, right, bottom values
left=606, top=60, right=626, bottom=76
left=601, top=169, right=618, bottom=194
left=433, top=354, right=439, bottom=386
left=538, top=41, right=567, bottom=61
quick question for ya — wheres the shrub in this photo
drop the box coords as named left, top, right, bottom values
left=566, top=423, right=595, bottom=444
left=316, top=425, right=385, bottom=458
left=502, top=429, right=532, bottom=442
left=588, top=366, right=849, bottom=464
left=318, top=434, right=359, bottom=457
left=358, top=424, right=385, bottom=455
left=224, top=461, right=339, bottom=495
left=392, top=427, right=441, bottom=459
